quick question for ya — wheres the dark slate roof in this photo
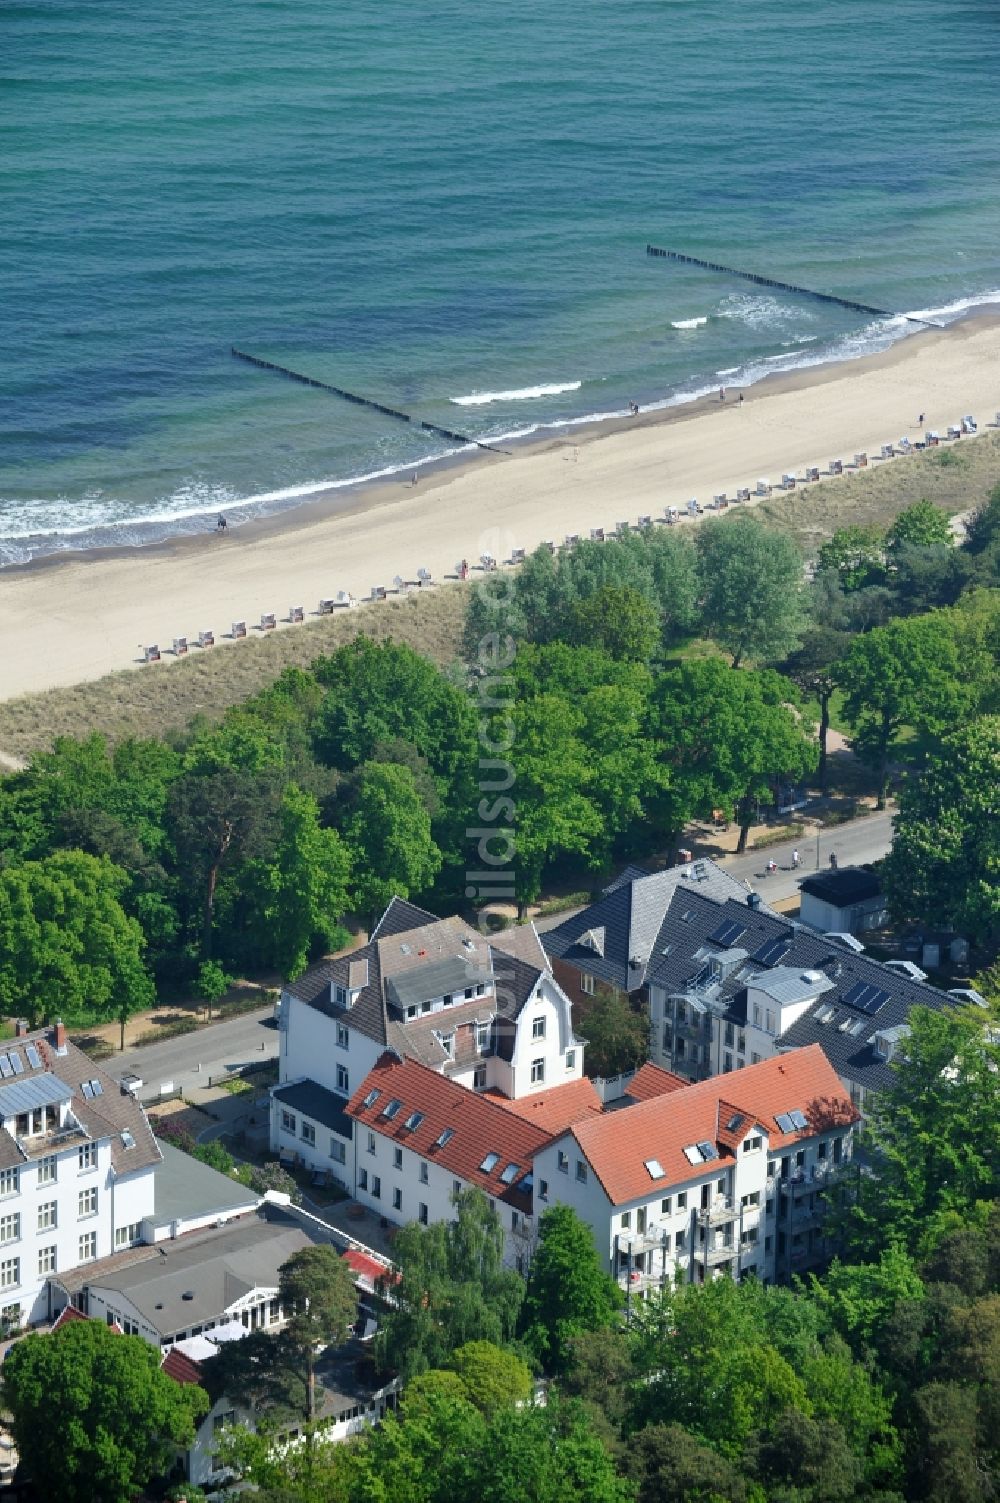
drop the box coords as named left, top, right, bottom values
left=272, top=1080, right=355, bottom=1138
left=646, top=890, right=791, bottom=995
left=543, top=859, right=776, bottom=992
left=799, top=867, right=882, bottom=905
left=369, top=896, right=439, bottom=941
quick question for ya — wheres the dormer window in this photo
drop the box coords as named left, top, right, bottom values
left=335, top=985, right=347, bottom=1007
left=440, top=1033, right=455, bottom=1059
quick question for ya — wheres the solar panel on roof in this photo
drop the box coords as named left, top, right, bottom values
left=708, top=919, right=746, bottom=947
left=8, top=1051, right=23, bottom=1075
left=842, top=980, right=890, bottom=1015
left=752, top=935, right=793, bottom=967
left=788, top=1109, right=808, bottom=1130
left=24, top=1045, right=42, bottom=1070
left=0, top=1056, right=12, bottom=1080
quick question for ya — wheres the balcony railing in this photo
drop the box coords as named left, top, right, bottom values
left=696, top=1239, right=736, bottom=1267
left=696, top=1199, right=738, bottom=1226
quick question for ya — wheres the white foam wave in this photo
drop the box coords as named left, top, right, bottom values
left=903, top=288, right=1000, bottom=323
left=671, top=317, right=708, bottom=330
left=451, top=381, right=581, bottom=406
left=716, top=366, right=740, bottom=376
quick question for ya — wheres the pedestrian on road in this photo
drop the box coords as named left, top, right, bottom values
left=791, top=848, right=800, bottom=869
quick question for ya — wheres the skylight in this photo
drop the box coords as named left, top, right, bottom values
left=815, top=1005, right=837, bottom=1024
left=645, top=1158, right=666, bottom=1179
left=696, top=1140, right=718, bottom=1161
left=434, top=1127, right=454, bottom=1148
left=683, top=1145, right=703, bottom=1165
left=24, top=1045, right=42, bottom=1070
left=788, top=1109, right=808, bottom=1130
left=403, top=1111, right=425, bottom=1132
left=0, top=1057, right=12, bottom=1080
left=480, top=1152, right=500, bottom=1173
left=8, top=1052, right=23, bottom=1076
left=774, top=1112, right=795, bottom=1133
left=500, top=1162, right=520, bottom=1185
left=121, top=1130, right=135, bottom=1150
left=725, top=1113, right=745, bottom=1133
left=81, top=1080, right=94, bottom=1099
left=382, top=1098, right=402, bottom=1121
left=362, top=1088, right=381, bottom=1109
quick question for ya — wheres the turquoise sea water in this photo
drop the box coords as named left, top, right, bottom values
left=3, top=0, right=1000, bottom=564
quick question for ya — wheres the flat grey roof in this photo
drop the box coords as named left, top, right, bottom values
left=385, top=956, right=491, bottom=1010
left=272, top=1080, right=354, bottom=1138
left=150, top=1139, right=261, bottom=1228
left=748, top=966, right=835, bottom=1006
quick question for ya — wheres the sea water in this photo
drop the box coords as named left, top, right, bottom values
left=3, top=0, right=1000, bottom=564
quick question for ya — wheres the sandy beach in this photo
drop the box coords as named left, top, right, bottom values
left=2, top=314, right=999, bottom=704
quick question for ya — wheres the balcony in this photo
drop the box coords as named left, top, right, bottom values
left=781, top=1161, right=841, bottom=1198
left=696, top=1238, right=736, bottom=1268
left=674, top=1017, right=704, bottom=1041
left=696, top=1198, right=738, bottom=1227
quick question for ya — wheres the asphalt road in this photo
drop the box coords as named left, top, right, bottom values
left=107, top=1005, right=278, bottom=1096
left=721, top=809, right=894, bottom=903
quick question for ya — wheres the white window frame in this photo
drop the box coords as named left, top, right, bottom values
left=78, top=1187, right=98, bottom=1219
left=78, top=1232, right=97, bottom=1263
left=37, top=1202, right=57, bottom=1233
left=580, top=973, right=595, bottom=995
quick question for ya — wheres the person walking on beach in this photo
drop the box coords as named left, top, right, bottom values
left=738, top=392, right=744, bottom=407
left=411, top=472, right=418, bottom=486
left=918, top=412, right=925, bottom=427
left=719, top=386, right=726, bottom=402
left=216, top=514, right=227, bottom=532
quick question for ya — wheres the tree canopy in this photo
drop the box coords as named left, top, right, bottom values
left=521, top=1204, right=623, bottom=1373
left=695, top=514, right=806, bottom=666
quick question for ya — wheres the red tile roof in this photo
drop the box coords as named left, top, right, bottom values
left=626, top=1062, right=689, bottom=1102
left=342, top=1247, right=395, bottom=1285
left=482, top=1077, right=603, bottom=1137
left=161, top=1347, right=204, bottom=1386
left=564, top=1045, right=859, bottom=1206
left=346, top=1053, right=553, bottom=1206
left=51, top=1305, right=89, bottom=1331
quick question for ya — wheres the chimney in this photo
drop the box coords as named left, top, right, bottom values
left=747, top=892, right=760, bottom=911
left=14, top=1020, right=28, bottom=1039
left=52, top=1018, right=67, bottom=1053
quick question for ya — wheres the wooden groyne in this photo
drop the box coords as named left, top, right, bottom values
left=645, top=246, right=940, bottom=326
left=231, top=348, right=508, bottom=454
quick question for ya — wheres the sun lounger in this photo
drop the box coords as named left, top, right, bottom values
left=260, top=612, right=277, bottom=631
left=289, top=605, right=304, bottom=622
left=172, top=636, right=188, bottom=656
left=754, top=479, right=771, bottom=498
left=564, top=534, right=579, bottom=547
left=509, top=549, right=525, bottom=566
left=143, top=644, right=161, bottom=664
left=198, top=629, right=215, bottom=648
left=854, top=452, right=867, bottom=468
left=829, top=458, right=843, bottom=475
left=232, top=621, right=247, bottom=639
left=781, top=474, right=796, bottom=491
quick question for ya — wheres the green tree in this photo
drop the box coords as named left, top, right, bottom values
left=521, top=1205, right=623, bottom=1373
left=882, top=715, right=1000, bottom=941
left=651, top=659, right=817, bottom=851
left=449, top=1341, right=532, bottom=1415
left=885, top=500, right=953, bottom=553
left=346, top=762, right=442, bottom=925
left=746, top=1407, right=863, bottom=1503
left=376, top=1189, right=525, bottom=1381
left=630, top=1422, right=747, bottom=1503
left=817, top=525, right=887, bottom=592
left=835, top=613, right=974, bottom=808
left=202, top=1328, right=310, bottom=1423
left=564, top=585, right=661, bottom=662
left=0, top=850, right=154, bottom=1037
left=696, top=515, right=806, bottom=666
left=578, top=988, right=649, bottom=1077
left=907, top=1380, right=990, bottom=1503
left=195, top=958, right=231, bottom=1018
left=781, top=625, right=853, bottom=790
left=1, top=1320, right=206, bottom=1503
left=265, top=784, right=352, bottom=977
left=279, top=1244, right=358, bottom=1421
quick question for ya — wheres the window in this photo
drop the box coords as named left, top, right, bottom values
left=765, top=1235, right=773, bottom=1253
left=745, top=1135, right=763, bottom=1152
left=620, top=1211, right=632, bottom=1230
left=37, top=1202, right=57, bottom=1233
left=281, top=1110, right=296, bottom=1133
left=511, top=1211, right=519, bottom=1231
left=741, top=1191, right=760, bottom=1209
left=530, top=1058, right=545, bottom=1084
left=114, top=1223, right=141, bottom=1248
left=751, top=1051, right=762, bottom=1065
left=675, top=1229, right=687, bottom=1252
left=358, top=1168, right=368, bottom=1191
left=335, top=985, right=347, bottom=1006
left=575, top=1160, right=588, bottom=1184
left=833, top=1137, right=843, bottom=1165
left=538, top=1178, right=549, bottom=1202
left=392, top=1188, right=402, bottom=1211
left=300, top=1121, right=315, bottom=1146
left=367, top=1131, right=376, bottom=1155
left=0, top=1214, right=19, bottom=1245
left=371, top=1176, right=381, bottom=1201
left=0, top=1259, right=19, bottom=1290
left=418, top=1203, right=429, bottom=1225
left=336, top=1065, right=349, bottom=1094
left=557, top=1150, right=569, bottom=1174
left=336, top=1023, right=349, bottom=1049
left=817, top=1139, right=828, bottom=1160
left=330, top=1138, right=346, bottom=1165
left=78, top=1143, right=97, bottom=1171
left=566, top=1049, right=576, bottom=1070
left=453, top=1179, right=462, bottom=1197
left=677, top=1192, right=687, bottom=1211
left=37, top=1156, right=57, bottom=1186
left=637, top=1207, right=647, bottom=1234
left=741, top=1226, right=758, bottom=1246
left=532, top=1017, right=546, bottom=1039
left=440, top=1033, right=455, bottom=1059
left=475, top=1022, right=491, bottom=1054
left=738, top=1031, right=746, bottom=1055
left=580, top=973, right=595, bottom=995
left=795, top=1150, right=806, bottom=1171
left=723, top=1053, right=733, bottom=1073
left=38, top=1245, right=57, bottom=1277
left=661, top=1196, right=672, bottom=1215
left=78, top=1232, right=97, bottom=1262
left=766, top=1010, right=775, bottom=1034
left=0, top=1169, right=18, bottom=1198
left=78, top=1187, right=98, bottom=1218
left=473, top=1066, right=487, bottom=1090
left=1, top=1304, right=20, bottom=1332
left=393, top=1147, right=403, bottom=1170
left=676, top=1001, right=687, bottom=1024
left=724, top=1022, right=734, bottom=1047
